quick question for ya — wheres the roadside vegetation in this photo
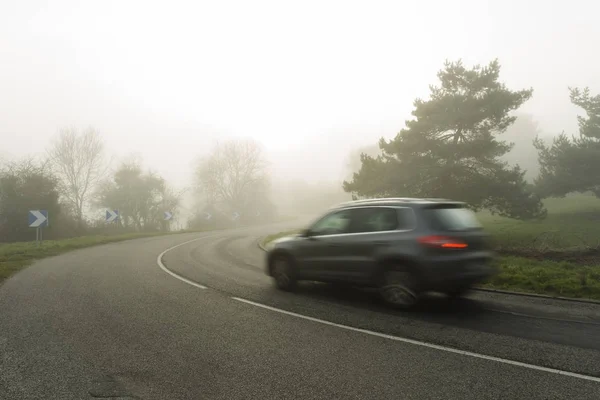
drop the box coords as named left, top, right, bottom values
left=480, top=196, right=600, bottom=252
left=4, top=58, right=600, bottom=300
left=261, top=195, right=600, bottom=300
left=0, top=128, right=292, bottom=285
left=0, top=217, right=301, bottom=286
left=481, top=256, right=600, bottom=300
left=0, top=231, right=188, bottom=284
left=0, top=211, right=300, bottom=285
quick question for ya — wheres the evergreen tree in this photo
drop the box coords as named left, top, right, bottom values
left=534, top=87, right=600, bottom=197
left=344, top=59, right=546, bottom=219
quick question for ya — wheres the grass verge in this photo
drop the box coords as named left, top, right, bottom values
left=260, top=230, right=600, bottom=300
left=0, top=214, right=301, bottom=285
left=481, top=257, right=600, bottom=300
left=478, top=196, right=600, bottom=251
left=0, top=231, right=193, bottom=284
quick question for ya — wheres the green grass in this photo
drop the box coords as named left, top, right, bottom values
left=484, top=256, right=600, bottom=300
left=0, top=215, right=301, bottom=285
left=0, top=231, right=195, bottom=284
left=478, top=196, right=600, bottom=250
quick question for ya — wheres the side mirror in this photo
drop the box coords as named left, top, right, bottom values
left=302, top=228, right=312, bottom=237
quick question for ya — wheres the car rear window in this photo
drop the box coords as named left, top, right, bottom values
left=422, top=205, right=482, bottom=231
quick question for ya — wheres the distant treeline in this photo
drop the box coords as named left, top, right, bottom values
left=3, top=57, right=598, bottom=243
left=0, top=131, right=280, bottom=243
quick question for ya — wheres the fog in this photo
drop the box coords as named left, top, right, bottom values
left=2, top=0, right=599, bottom=220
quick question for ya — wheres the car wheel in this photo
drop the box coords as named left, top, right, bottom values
left=446, top=287, right=470, bottom=300
left=379, top=268, right=419, bottom=309
left=271, top=255, right=297, bottom=291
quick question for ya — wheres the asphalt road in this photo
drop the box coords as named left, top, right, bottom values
left=1, top=223, right=600, bottom=399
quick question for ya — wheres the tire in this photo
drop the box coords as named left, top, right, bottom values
left=271, top=255, right=297, bottom=291
left=446, top=287, right=470, bottom=300
left=379, top=267, right=419, bottom=309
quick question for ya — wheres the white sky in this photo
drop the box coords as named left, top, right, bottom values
left=1, top=0, right=599, bottom=186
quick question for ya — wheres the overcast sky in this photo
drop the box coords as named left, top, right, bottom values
left=1, top=0, right=599, bottom=186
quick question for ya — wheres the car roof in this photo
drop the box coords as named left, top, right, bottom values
left=331, top=197, right=466, bottom=210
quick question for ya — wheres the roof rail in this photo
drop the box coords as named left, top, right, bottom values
left=334, top=198, right=382, bottom=207
left=355, top=197, right=421, bottom=202
left=333, top=197, right=462, bottom=208
left=422, top=198, right=453, bottom=202
left=333, top=197, right=420, bottom=207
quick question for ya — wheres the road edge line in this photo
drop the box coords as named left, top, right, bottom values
left=156, top=233, right=600, bottom=382
left=231, top=296, right=600, bottom=384
left=157, top=238, right=208, bottom=289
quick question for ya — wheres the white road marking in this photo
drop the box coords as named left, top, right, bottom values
left=158, top=232, right=600, bottom=384
left=157, top=238, right=207, bottom=289
left=231, top=296, right=600, bottom=384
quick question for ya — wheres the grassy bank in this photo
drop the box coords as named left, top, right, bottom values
left=479, top=196, right=600, bottom=250
left=482, top=256, right=600, bottom=300
left=0, top=231, right=193, bottom=284
left=0, top=214, right=301, bottom=285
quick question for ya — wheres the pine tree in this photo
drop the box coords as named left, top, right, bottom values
left=534, top=87, right=600, bottom=197
left=344, top=59, right=546, bottom=220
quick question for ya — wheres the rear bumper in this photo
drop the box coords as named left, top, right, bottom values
left=421, top=252, right=497, bottom=291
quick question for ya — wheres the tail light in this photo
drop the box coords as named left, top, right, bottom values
left=418, top=235, right=468, bottom=249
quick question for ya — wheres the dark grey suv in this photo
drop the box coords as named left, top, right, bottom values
left=264, top=198, right=497, bottom=308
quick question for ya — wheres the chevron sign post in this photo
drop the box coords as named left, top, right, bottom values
left=29, top=210, right=48, bottom=228
left=29, top=210, right=48, bottom=247
left=164, top=211, right=173, bottom=221
left=106, top=209, right=119, bottom=223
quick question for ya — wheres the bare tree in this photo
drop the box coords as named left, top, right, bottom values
left=47, top=126, right=109, bottom=230
left=195, top=138, right=270, bottom=212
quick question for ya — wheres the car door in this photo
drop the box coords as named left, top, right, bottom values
left=295, top=209, right=352, bottom=280
left=338, top=207, right=401, bottom=282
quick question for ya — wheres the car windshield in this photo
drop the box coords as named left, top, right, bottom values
left=424, top=205, right=482, bottom=231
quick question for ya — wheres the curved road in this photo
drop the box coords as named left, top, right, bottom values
left=1, top=224, right=600, bottom=399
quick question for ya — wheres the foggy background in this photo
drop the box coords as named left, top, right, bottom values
left=2, top=0, right=599, bottom=221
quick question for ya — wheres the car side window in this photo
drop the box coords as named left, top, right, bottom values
left=349, top=207, right=399, bottom=233
left=309, top=210, right=352, bottom=236
left=396, top=207, right=417, bottom=230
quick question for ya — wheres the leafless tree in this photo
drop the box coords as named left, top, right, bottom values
left=195, top=138, right=269, bottom=212
left=47, top=126, right=110, bottom=230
